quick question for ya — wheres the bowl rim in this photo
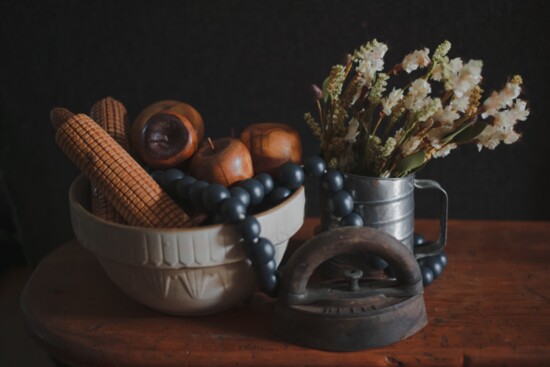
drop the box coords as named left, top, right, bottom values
left=69, top=174, right=305, bottom=234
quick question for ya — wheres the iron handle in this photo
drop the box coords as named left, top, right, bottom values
left=343, top=269, right=363, bottom=292
left=413, top=179, right=448, bottom=258
left=278, top=226, right=423, bottom=305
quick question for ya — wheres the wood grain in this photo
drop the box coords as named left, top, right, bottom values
left=240, top=122, right=302, bottom=176
left=20, top=219, right=550, bottom=366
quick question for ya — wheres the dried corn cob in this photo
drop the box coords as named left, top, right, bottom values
left=89, top=97, right=129, bottom=223
left=90, top=97, right=130, bottom=150
left=52, top=108, right=191, bottom=228
left=51, top=107, right=75, bottom=128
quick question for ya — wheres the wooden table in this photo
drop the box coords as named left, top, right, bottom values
left=21, top=219, right=550, bottom=366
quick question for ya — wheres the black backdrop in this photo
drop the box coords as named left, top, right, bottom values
left=1, top=0, right=549, bottom=265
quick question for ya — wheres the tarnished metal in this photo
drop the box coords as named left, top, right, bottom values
left=273, top=227, right=428, bottom=351
left=321, top=174, right=448, bottom=259
left=412, top=178, right=448, bottom=258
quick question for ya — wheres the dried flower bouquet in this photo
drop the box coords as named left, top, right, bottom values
left=305, top=40, right=529, bottom=177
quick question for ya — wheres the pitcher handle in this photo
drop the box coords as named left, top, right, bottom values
left=413, top=179, right=448, bottom=258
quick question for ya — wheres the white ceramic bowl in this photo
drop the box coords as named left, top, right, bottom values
left=69, top=175, right=305, bottom=315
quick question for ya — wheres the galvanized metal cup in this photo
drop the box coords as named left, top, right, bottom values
left=320, top=173, right=448, bottom=264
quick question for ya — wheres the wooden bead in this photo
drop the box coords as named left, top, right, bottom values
left=248, top=237, right=276, bottom=264
left=239, top=179, right=265, bottom=206
left=240, top=216, right=261, bottom=242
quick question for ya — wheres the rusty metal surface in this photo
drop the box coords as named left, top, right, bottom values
left=273, top=227, right=427, bottom=351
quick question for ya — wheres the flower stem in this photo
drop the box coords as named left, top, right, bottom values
left=207, top=137, right=216, bottom=152
left=371, top=112, right=385, bottom=136
left=316, top=99, right=325, bottom=131
left=441, top=90, right=453, bottom=105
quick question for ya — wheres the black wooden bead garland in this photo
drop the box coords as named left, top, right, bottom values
left=151, top=162, right=306, bottom=296
left=151, top=156, right=447, bottom=297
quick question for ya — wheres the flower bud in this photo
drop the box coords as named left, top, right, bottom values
left=311, top=84, right=323, bottom=100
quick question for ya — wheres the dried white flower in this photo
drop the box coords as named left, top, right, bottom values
left=433, top=57, right=482, bottom=100
left=503, top=131, right=521, bottom=144
left=476, top=99, right=526, bottom=151
left=433, top=106, right=460, bottom=124
left=402, top=48, right=431, bottom=73
left=432, top=57, right=462, bottom=87
left=495, top=108, right=523, bottom=131
left=430, top=62, right=445, bottom=82
left=354, top=39, right=389, bottom=87
left=432, top=143, right=457, bottom=158
left=417, top=97, right=442, bottom=122
left=448, top=58, right=463, bottom=72
left=489, top=99, right=528, bottom=139
left=344, top=118, right=360, bottom=142
left=405, top=79, right=432, bottom=111
left=449, top=94, right=470, bottom=113
left=401, top=135, right=422, bottom=155
left=381, top=88, right=404, bottom=115
left=306, top=39, right=529, bottom=177
left=451, top=60, right=483, bottom=98
left=511, top=99, right=530, bottom=121
left=409, top=79, right=431, bottom=98
left=481, top=81, right=522, bottom=118
left=476, top=125, right=503, bottom=150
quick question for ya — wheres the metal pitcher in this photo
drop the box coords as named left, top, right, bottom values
left=320, top=173, right=448, bottom=259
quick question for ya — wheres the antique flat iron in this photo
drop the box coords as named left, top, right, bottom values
left=273, top=226, right=427, bottom=351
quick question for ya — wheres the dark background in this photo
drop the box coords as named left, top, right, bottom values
left=1, top=0, right=549, bottom=266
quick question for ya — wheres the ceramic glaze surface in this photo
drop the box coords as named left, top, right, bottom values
left=69, top=175, right=305, bottom=315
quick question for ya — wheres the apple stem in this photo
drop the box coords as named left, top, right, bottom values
left=207, top=137, right=216, bottom=152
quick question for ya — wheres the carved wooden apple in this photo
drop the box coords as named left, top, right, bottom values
left=134, top=100, right=204, bottom=142
left=240, top=123, right=302, bottom=176
left=131, top=100, right=204, bottom=169
left=131, top=111, right=198, bottom=169
left=189, top=137, right=254, bottom=187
